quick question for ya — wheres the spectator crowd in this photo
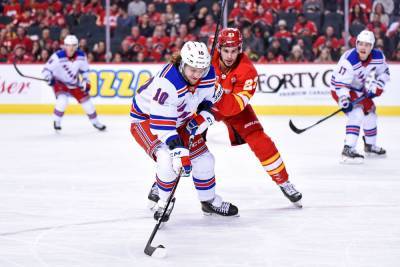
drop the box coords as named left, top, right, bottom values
left=1, top=0, right=400, bottom=64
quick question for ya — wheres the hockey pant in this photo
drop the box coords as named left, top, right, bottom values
left=53, top=81, right=100, bottom=124
left=130, top=120, right=217, bottom=203
left=331, top=91, right=378, bottom=147
left=221, top=105, right=289, bottom=184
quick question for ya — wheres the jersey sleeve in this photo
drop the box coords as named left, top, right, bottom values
left=214, top=67, right=258, bottom=117
left=330, top=57, right=354, bottom=98
left=149, top=78, right=179, bottom=144
left=42, top=53, right=58, bottom=80
left=374, top=53, right=390, bottom=89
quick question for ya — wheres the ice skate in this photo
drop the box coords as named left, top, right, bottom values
left=279, top=181, right=302, bottom=208
left=201, top=195, right=239, bottom=217
left=147, top=182, right=160, bottom=211
left=341, top=145, right=364, bottom=164
left=53, top=121, right=61, bottom=131
left=363, top=136, right=386, bottom=157
left=93, top=122, right=106, bottom=131
left=153, top=198, right=176, bottom=223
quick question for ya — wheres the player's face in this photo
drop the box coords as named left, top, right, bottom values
left=356, top=41, right=373, bottom=60
left=65, top=44, right=77, bottom=57
left=220, top=46, right=240, bottom=67
left=183, top=64, right=207, bottom=85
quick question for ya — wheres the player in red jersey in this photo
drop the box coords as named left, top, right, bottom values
left=212, top=28, right=302, bottom=207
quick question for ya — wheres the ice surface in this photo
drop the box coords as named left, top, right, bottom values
left=0, top=114, right=399, bottom=267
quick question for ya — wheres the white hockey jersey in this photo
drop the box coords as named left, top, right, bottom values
left=330, top=48, right=390, bottom=98
left=130, top=63, right=216, bottom=143
left=42, top=49, right=89, bottom=88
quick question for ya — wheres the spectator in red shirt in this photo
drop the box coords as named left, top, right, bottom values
left=96, top=3, right=120, bottom=29
left=313, top=25, right=339, bottom=55
left=151, top=25, right=171, bottom=55
left=293, top=13, right=318, bottom=38
left=199, top=14, right=216, bottom=41
left=13, top=9, right=35, bottom=28
left=3, top=0, right=21, bottom=17
left=83, top=0, right=104, bottom=15
left=273, top=19, right=293, bottom=43
left=367, top=13, right=388, bottom=33
left=147, top=3, right=161, bottom=27
left=11, top=26, right=33, bottom=53
left=281, top=0, right=303, bottom=13
left=229, top=0, right=255, bottom=27
left=7, top=44, right=33, bottom=63
left=261, top=0, right=281, bottom=12
left=254, top=4, right=274, bottom=28
left=176, top=23, right=197, bottom=42
left=66, top=0, right=83, bottom=16
left=349, top=3, right=369, bottom=25
left=124, top=26, right=147, bottom=53
left=350, top=0, right=372, bottom=14
left=92, top=41, right=106, bottom=62
left=258, top=48, right=285, bottom=63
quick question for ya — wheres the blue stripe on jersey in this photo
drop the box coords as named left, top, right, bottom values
left=150, top=125, right=176, bottom=130
left=56, top=50, right=67, bottom=59
left=163, top=64, right=187, bottom=90
left=132, top=97, right=144, bottom=114
left=130, top=112, right=148, bottom=120
left=150, top=114, right=177, bottom=120
left=77, top=49, right=85, bottom=57
left=371, top=49, right=384, bottom=60
left=346, top=48, right=360, bottom=66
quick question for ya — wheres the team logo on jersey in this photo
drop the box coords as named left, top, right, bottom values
left=221, top=74, right=226, bottom=80
left=231, top=76, right=237, bottom=84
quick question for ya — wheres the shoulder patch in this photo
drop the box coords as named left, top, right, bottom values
left=55, top=50, right=67, bottom=59
left=345, top=48, right=360, bottom=66
left=371, top=49, right=384, bottom=60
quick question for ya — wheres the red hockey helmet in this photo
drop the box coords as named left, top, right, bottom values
left=217, top=28, right=243, bottom=52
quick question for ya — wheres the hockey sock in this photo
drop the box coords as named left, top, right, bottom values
left=245, top=130, right=288, bottom=184
left=53, top=94, right=68, bottom=122
left=363, top=112, right=377, bottom=145
left=81, top=99, right=99, bottom=124
left=344, top=108, right=363, bottom=147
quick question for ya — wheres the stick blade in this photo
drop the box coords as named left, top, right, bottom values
left=289, top=120, right=306, bottom=134
left=144, top=244, right=167, bottom=258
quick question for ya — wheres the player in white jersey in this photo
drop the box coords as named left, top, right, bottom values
left=130, top=41, right=238, bottom=221
left=330, top=30, right=390, bottom=164
left=42, top=35, right=106, bottom=131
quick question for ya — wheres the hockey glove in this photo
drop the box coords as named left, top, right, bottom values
left=166, top=135, right=191, bottom=177
left=186, top=110, right=215, bottom=136
left=79, top=80, right=91, bottom=93
left=212, top=83, right=224, bottom=103
left=367, top=80, right=384, bottom=98
left=338, top=95, right=353, bottom=113
left=46, top=76, right=55, bottom=86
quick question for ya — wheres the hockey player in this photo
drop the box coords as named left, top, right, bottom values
left=212, top=28, right=302, bottom=207
left=130, top=41, right=238, bottom=221
left=42, top=35, right=106, bottom=131
left=330, top=30, right=390, bottom=164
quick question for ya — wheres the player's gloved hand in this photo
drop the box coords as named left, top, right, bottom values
left=186, top=110, right=215, bottom=136
left=338, top=95, right=353, bottom=113
left=166, top=135, right=191, bottom=177
left=212, top=83, right=224, bottom=103
left=170, top=147, right=191, bottom=177
left=79, top=80, right=91, bottom=93
left=367, top=80, right=384, bottom=98
left=46, top=76, right=55, bottom=86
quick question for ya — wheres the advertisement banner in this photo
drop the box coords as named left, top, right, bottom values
left=1, top=63, right=399, bottom=114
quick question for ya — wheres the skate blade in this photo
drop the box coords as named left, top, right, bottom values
left=292, top=200, right=303, bottom=208
left=202, top=212, right=240, bottom=217
left=340, top=156, right=364, bottom=164
left=365, top=152, right=387, bottom=158
left=147, top=200, right=158, bottom=212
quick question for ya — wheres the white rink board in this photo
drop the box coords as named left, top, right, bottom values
left=1, top=63, right=399, bottom=107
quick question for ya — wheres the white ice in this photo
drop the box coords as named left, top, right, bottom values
left=0, top=114, right=399, bottom=267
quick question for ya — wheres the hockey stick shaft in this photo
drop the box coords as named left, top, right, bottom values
left=289, top=95, right=368, bottom=134
left=210, top=0, right=227, bottom=57
left=144, top=135, right=195, bottom=256
left=257, top=73, right=285, bottom=93
left=13, top=61, right=48, bottom=82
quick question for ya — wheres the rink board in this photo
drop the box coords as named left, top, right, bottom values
left=0, top=63, right=399, bottom=115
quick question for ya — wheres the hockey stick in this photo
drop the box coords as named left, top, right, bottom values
left=289, top=95, right=368, bottom=134
left=257, top=73, right=285, bottom=93
left=144, top=134, right=195, bottom=258
left=13, top=61, right=48, bottom=82
left=210, top=0, right=227, bottom=57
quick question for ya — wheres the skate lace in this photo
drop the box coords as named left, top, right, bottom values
left=282, top=183, right=298, bottom=196
left=215, top=202, right=230, bottom=214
